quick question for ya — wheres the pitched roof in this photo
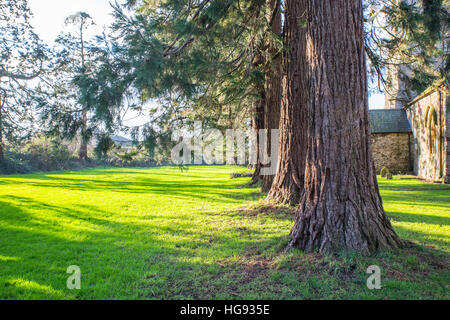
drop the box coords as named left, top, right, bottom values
left=111, top=135, right=132, bottom=143
left=403, top=77, right=448, bottom=109
left=369, top=109, right=412, bottom=134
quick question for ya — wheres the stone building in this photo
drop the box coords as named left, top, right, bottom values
left=369, top=80, right=449, bottom=183
left=404, top=84, right=449, bottom=182
left=369, top=109, right=412, bottom=173
left=111, top=135, right=133, bottom=148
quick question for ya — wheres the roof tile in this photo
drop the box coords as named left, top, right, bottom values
left=369, top=109, right=412, bottom=134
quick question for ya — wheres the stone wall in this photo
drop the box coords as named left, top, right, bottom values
left=404, top=84, right=448, bottom=182
left=371, top=133, right=411, bottom=172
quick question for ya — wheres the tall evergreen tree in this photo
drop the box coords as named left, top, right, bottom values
left=260, top=0, right=282, bottom=191
left=288, top=0, right=403, bottom=253
left=266, top=0, right=308, bottom=204
left=89, top=0, right=276, bottom=165
left=39, top=12, right=98, bottom=160
left=365, top=0, right=449, bottom=100
left=0, top=0, right=46, bottom=162
left=65, top=12, right=95, bottom=160
left=266, top=0, right=448, bottom=205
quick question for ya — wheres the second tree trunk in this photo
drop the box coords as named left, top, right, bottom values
left=261, top=0, right=282, bottom=192
left=266, top=0, right=308, bottom=204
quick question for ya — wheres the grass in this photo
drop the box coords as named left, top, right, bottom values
left=0, top=166, right=448, bottom=300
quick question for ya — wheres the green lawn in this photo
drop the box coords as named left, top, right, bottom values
left=0, top=166, right=448, bottom=299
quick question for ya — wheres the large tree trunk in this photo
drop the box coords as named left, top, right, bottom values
left=78, top=109, right=88, bottom=160
left=266, top=0, right=308, bottom=204
left=288, top=0, right=403, bottom=253
left=261, top=0, right=282, bottom=192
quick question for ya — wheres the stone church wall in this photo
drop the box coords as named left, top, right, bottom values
left=371, top=133, right=411, bottom=172
left=404, top=85, right=448, bottom=182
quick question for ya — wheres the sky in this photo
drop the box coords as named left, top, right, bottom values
left=29, top=0, right=116, bottom=44
left=28, top=0, right=386, bottom=117
left=29, top=0, right=151, bottom=131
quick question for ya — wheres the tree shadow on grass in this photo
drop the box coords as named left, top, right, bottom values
left=0, top=172, right=448, bottom=299
left=222, top=202, right=296, bottom=222
left=385, top=208, right=450, bottom=226
left=1, top=175, right=262, bottom=204
left=378, top=179, right=450, bottom=192
left=0, top=195, right=290, bottom=299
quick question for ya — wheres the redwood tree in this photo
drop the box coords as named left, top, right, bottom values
left=261, top=0, right=282, bottom=192
left=250, top=81, right=265, bottom=184
left=288, top=0, right=403, bottom=253
left=266, top=0, right=308, bottom=204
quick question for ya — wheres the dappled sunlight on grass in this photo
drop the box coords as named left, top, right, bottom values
left=0, top=255, right=21, bottom=262
left=0, top=168, right=448, bottom=299
left=379, top=175, right=450, bottom=252
left=2, top=278, right=64, bottom=299
left=0, top=166, right=270, bottom=299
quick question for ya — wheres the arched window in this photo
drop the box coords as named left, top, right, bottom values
left=425, top=106, right=438, bottom=154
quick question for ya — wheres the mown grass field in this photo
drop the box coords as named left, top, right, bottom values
left=0, top=166, right=448, bottom=299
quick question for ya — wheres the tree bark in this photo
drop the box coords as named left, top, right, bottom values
left=0, top=96, right=4, bottom=163
left=78, top=25, right=88, bottom=161
left=250, top=84, right=265, bottom=185
left=261, top=0, right=282, bottom=192
left=266, top=0, right=308, bottom=204
left=288, top=0, right=403, bottom=253
left=78, top=109, right=88, bottom=160
left=0, top=87, right=4, bottom=163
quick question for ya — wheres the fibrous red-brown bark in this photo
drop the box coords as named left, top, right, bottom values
left=266, top=0, right=308, bottom=204
left=288, top=0, right=403, bottom=253
left=261, top=0, right=282, bottom=192
left=250, top=84, right=265, bottom=184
